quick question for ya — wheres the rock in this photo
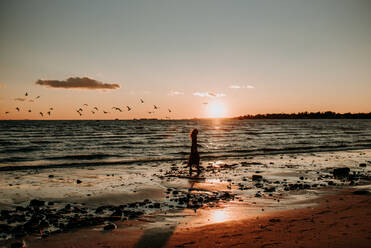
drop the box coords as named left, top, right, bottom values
left=264, top=187, right=276, bottom=192
left=29, top=199, right=45, bottom=207
left=269, top=218, right=281, bottom=223
left=15, top=206, right=26, bottom=212
left=10, top=242, right=23, bottom=248
left=359, top=163, right=366, bottom=167
left=252, top=175, right=263, bottom=181
left=333, top=167, right=350, bottom=179
left=0, top=224, right=11, bottom=233
left=153, top=203, right=161, bottom=208
left=352, top=190, right=370, bottom=195
left=76, top=179, right=82, bottom=184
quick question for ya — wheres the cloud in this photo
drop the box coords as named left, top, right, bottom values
left=193, top=92, right=226, bottom=98
left=168, top=90, right=184, bottom=96
left=35, top=77, right=120, bottom=90
left=229, top=84, right=255, bottom=89
left=14, top=98, right=26, bottom=102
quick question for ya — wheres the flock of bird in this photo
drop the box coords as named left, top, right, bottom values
left=4, top=92, right=177, bottom=119
left=3, top=92, right=55, bottom=117
left=74, top=98, right=172, bottom=117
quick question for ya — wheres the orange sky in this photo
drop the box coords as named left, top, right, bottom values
left=1, top=1, right=370, bottom=120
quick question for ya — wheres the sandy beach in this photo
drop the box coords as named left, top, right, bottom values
left=1, top=149, right=370, bottom=247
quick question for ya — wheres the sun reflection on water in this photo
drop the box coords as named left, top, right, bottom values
left=210, top=209, right=230, bottom=223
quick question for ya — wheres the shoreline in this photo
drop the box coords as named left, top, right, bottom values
left=9, top=188, right=370, bottom=248
left=0, top=149, right=370, bottom=247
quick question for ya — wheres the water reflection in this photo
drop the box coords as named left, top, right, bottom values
left=210, top=209, right=229, bottom=223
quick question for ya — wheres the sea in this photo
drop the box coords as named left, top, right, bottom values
left=1, top=119, right=371, bottom=171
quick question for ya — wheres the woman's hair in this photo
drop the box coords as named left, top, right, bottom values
left=190, top=128, right=198, bottom=139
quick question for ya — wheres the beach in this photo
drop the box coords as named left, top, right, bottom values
left=0, top=148, right=370, bottom=248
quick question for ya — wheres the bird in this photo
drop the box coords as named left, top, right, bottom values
left=168, top=109, right=172, bottom=113
left=83, top=104, right=88, bottom=106
left=5, top=112, right=9, bottom=114
left=78, top=108, right=83, bottom=112
left=25, top=92, right=28, bottom=96
left=36, top=96, right=40, bottom=99
left=103, top=111, right=108, bottom=114
left=47, top=111, right=51, bottom=116
left=40, top=112, right=43, bottom=117
left=140, top=98, right=144, bottom=103
left=148, top=111, right=153, bottom=114
left=76, top=110, right=82, bottom=116
left=94, top=107, right=98, bottom=111
left=28, top=110, right=32, bottom=113
left=126, top=106, right=131, bottom=111
left=153, top=105, right=158, bottom=110
left=16, top=107, right=20, bottom=112
left=50, top=108, right=53, bottom=111
left=91, top=111, right=95, bottom=114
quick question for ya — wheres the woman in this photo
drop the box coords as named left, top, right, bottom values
left=188, top=128, right=200, bottom=176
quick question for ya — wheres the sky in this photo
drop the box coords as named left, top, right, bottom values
left=0, top=0, right=370, bottom=120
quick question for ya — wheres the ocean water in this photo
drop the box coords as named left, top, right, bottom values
left=0, top=119, right=371, bottom=170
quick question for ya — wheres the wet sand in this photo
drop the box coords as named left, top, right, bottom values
left=0, top=149, right=370, bottom=247
left=165, top=189, right=371, bottom=248
left=15, top=189, right=371, bottom=248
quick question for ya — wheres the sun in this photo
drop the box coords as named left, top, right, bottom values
left=205, top=101, right=228, bottom=118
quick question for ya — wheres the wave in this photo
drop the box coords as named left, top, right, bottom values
left=1, top=144, right=371, bottom=172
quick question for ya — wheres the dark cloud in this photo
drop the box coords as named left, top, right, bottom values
left=14, top=98, right=26, bottom=101
left=35, top=77, right=120, bottom=90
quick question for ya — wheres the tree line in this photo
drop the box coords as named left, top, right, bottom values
left=234, top=111, right=371, bottom=119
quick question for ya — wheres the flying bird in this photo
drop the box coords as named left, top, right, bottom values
left=16, top=107, right=20, bottom=112
left=148, top=111, right=153, bottom=114
left=112, top=107, right=122, bottom=112
left=94, top=107, right=98, bottom=111
left=103, top=111, right=108, bottom=114
left=168, top=109, right=172, bottom=113
left=91, top=111, right=95, bottom=114
left=40, top=112, right=43, bottom=117
left=153, top=105, right=158, bottom=110
left=126, top=106, right=131, bottom=111
left=50, top=108, right=53, bottom=111
left=140, top=98, right=144, bottom=103
left=47, top=111, right=51, bottom=116
left=83, top=104, right=88, bottom=107
left=78, top=108, right=83, bottom=112
left=5, top=112, right=9, bottom=114
left=36, top=96, right=40, bottom=99
left=28, top=110, right=32, bottom=113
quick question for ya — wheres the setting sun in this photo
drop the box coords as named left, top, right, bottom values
left=206, top=101, right=228, bottom=118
